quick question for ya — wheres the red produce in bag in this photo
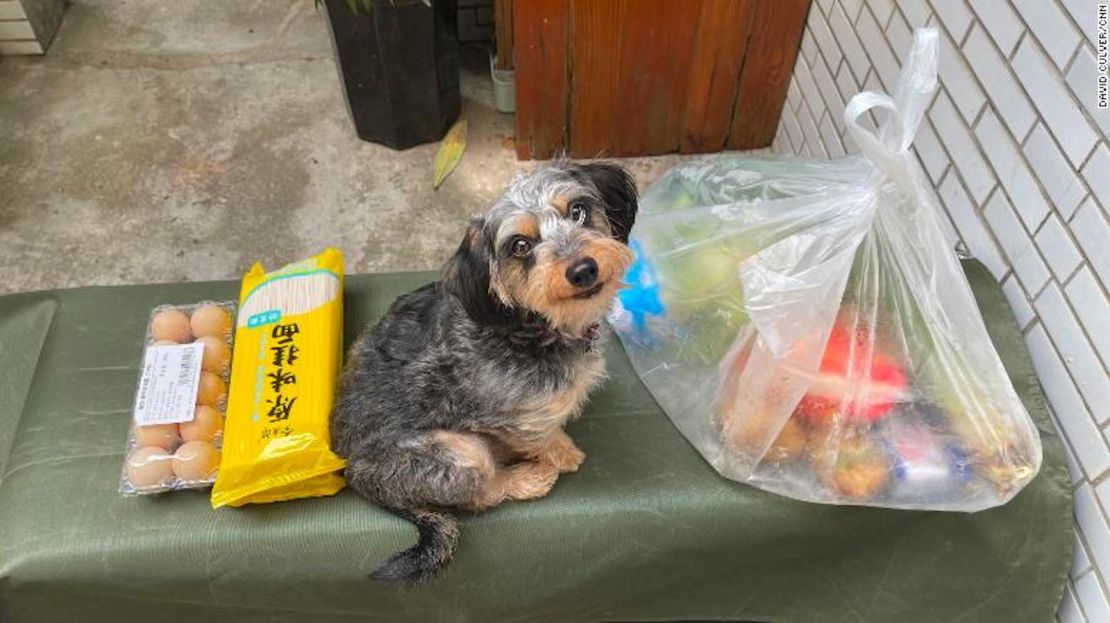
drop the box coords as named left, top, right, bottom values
left=611, top=29, right=1041, bottom=511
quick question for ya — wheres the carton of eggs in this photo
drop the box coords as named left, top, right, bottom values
left=119, top=301, right=235, bottom=495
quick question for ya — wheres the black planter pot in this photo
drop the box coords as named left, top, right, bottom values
left=323, top=0, right=460, bottom=150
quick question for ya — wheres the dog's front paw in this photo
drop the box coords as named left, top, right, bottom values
left=504, top=462, right=559, bottom=500
left=538, top=432, right=586, bottom=473
left=550, top=442, right=585, bottom=473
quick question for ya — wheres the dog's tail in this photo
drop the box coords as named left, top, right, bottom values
left=371, top=509, right=459, bottom=584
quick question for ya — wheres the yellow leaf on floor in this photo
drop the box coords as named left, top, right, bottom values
left=433, top=120, right=467, bottom=190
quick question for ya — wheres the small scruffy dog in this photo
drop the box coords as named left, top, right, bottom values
left=331, top=161, right=637, bottom=584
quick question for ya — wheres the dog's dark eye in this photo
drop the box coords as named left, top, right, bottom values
left=569, top=201, right=589, bottom=224
left=510, top=237, right=532, bottom=258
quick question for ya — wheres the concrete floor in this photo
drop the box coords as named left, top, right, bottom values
left=0, top=0, right=683, bottom=295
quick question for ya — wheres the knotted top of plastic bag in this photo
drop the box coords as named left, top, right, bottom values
left=740, top=29, right=939, bottom=358
left=845, top=28, right=939, bottom=190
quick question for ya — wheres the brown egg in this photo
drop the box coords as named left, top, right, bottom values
left=190, top=304, right=232, bottom=339
left=180, top=405, right=223, bottom=443
left=196, top=336, right=231, bottom=374
left=133, top=423, right=181, bottom=450
left=150, top=309, right=192, bottom=343
left=196, top=371, right=227, bottom=409
left=126, top=446, right=175, bottom=489
left=173, top=440, right=221, bottom=481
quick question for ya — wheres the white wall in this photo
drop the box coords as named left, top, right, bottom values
left=771, top=1, right=1110, bottom=620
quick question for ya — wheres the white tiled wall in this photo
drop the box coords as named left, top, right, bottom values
left=771, top=1, right=1110, bottom=619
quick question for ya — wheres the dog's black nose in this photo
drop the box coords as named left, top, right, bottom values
left=566, top=257, right=599, bottom=288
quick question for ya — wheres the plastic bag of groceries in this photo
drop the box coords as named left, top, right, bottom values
left=609, top=29, right=1041, bottom=511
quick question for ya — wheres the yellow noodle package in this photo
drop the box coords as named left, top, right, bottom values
left=211, top=248, right=347, bottom=508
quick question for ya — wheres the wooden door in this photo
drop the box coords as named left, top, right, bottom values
left=512, top=0, right=811, bottom=160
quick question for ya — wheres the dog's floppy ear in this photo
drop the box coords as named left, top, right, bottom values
left=442, top=218, right=514, bottom=326
left=571, top=162, right=638, bottom=243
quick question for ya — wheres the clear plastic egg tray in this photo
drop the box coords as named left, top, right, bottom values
left=118, top=301, right=236, bottom=495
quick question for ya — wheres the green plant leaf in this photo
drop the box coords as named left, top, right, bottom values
left=433, top=120, right=467, bottom=190
left=345, top=0, right=358, bottom=14
left=361, top=0, right=372, bottom=11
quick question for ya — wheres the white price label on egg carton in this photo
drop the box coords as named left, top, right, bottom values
left=133, top=342, right=204, bottom=426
